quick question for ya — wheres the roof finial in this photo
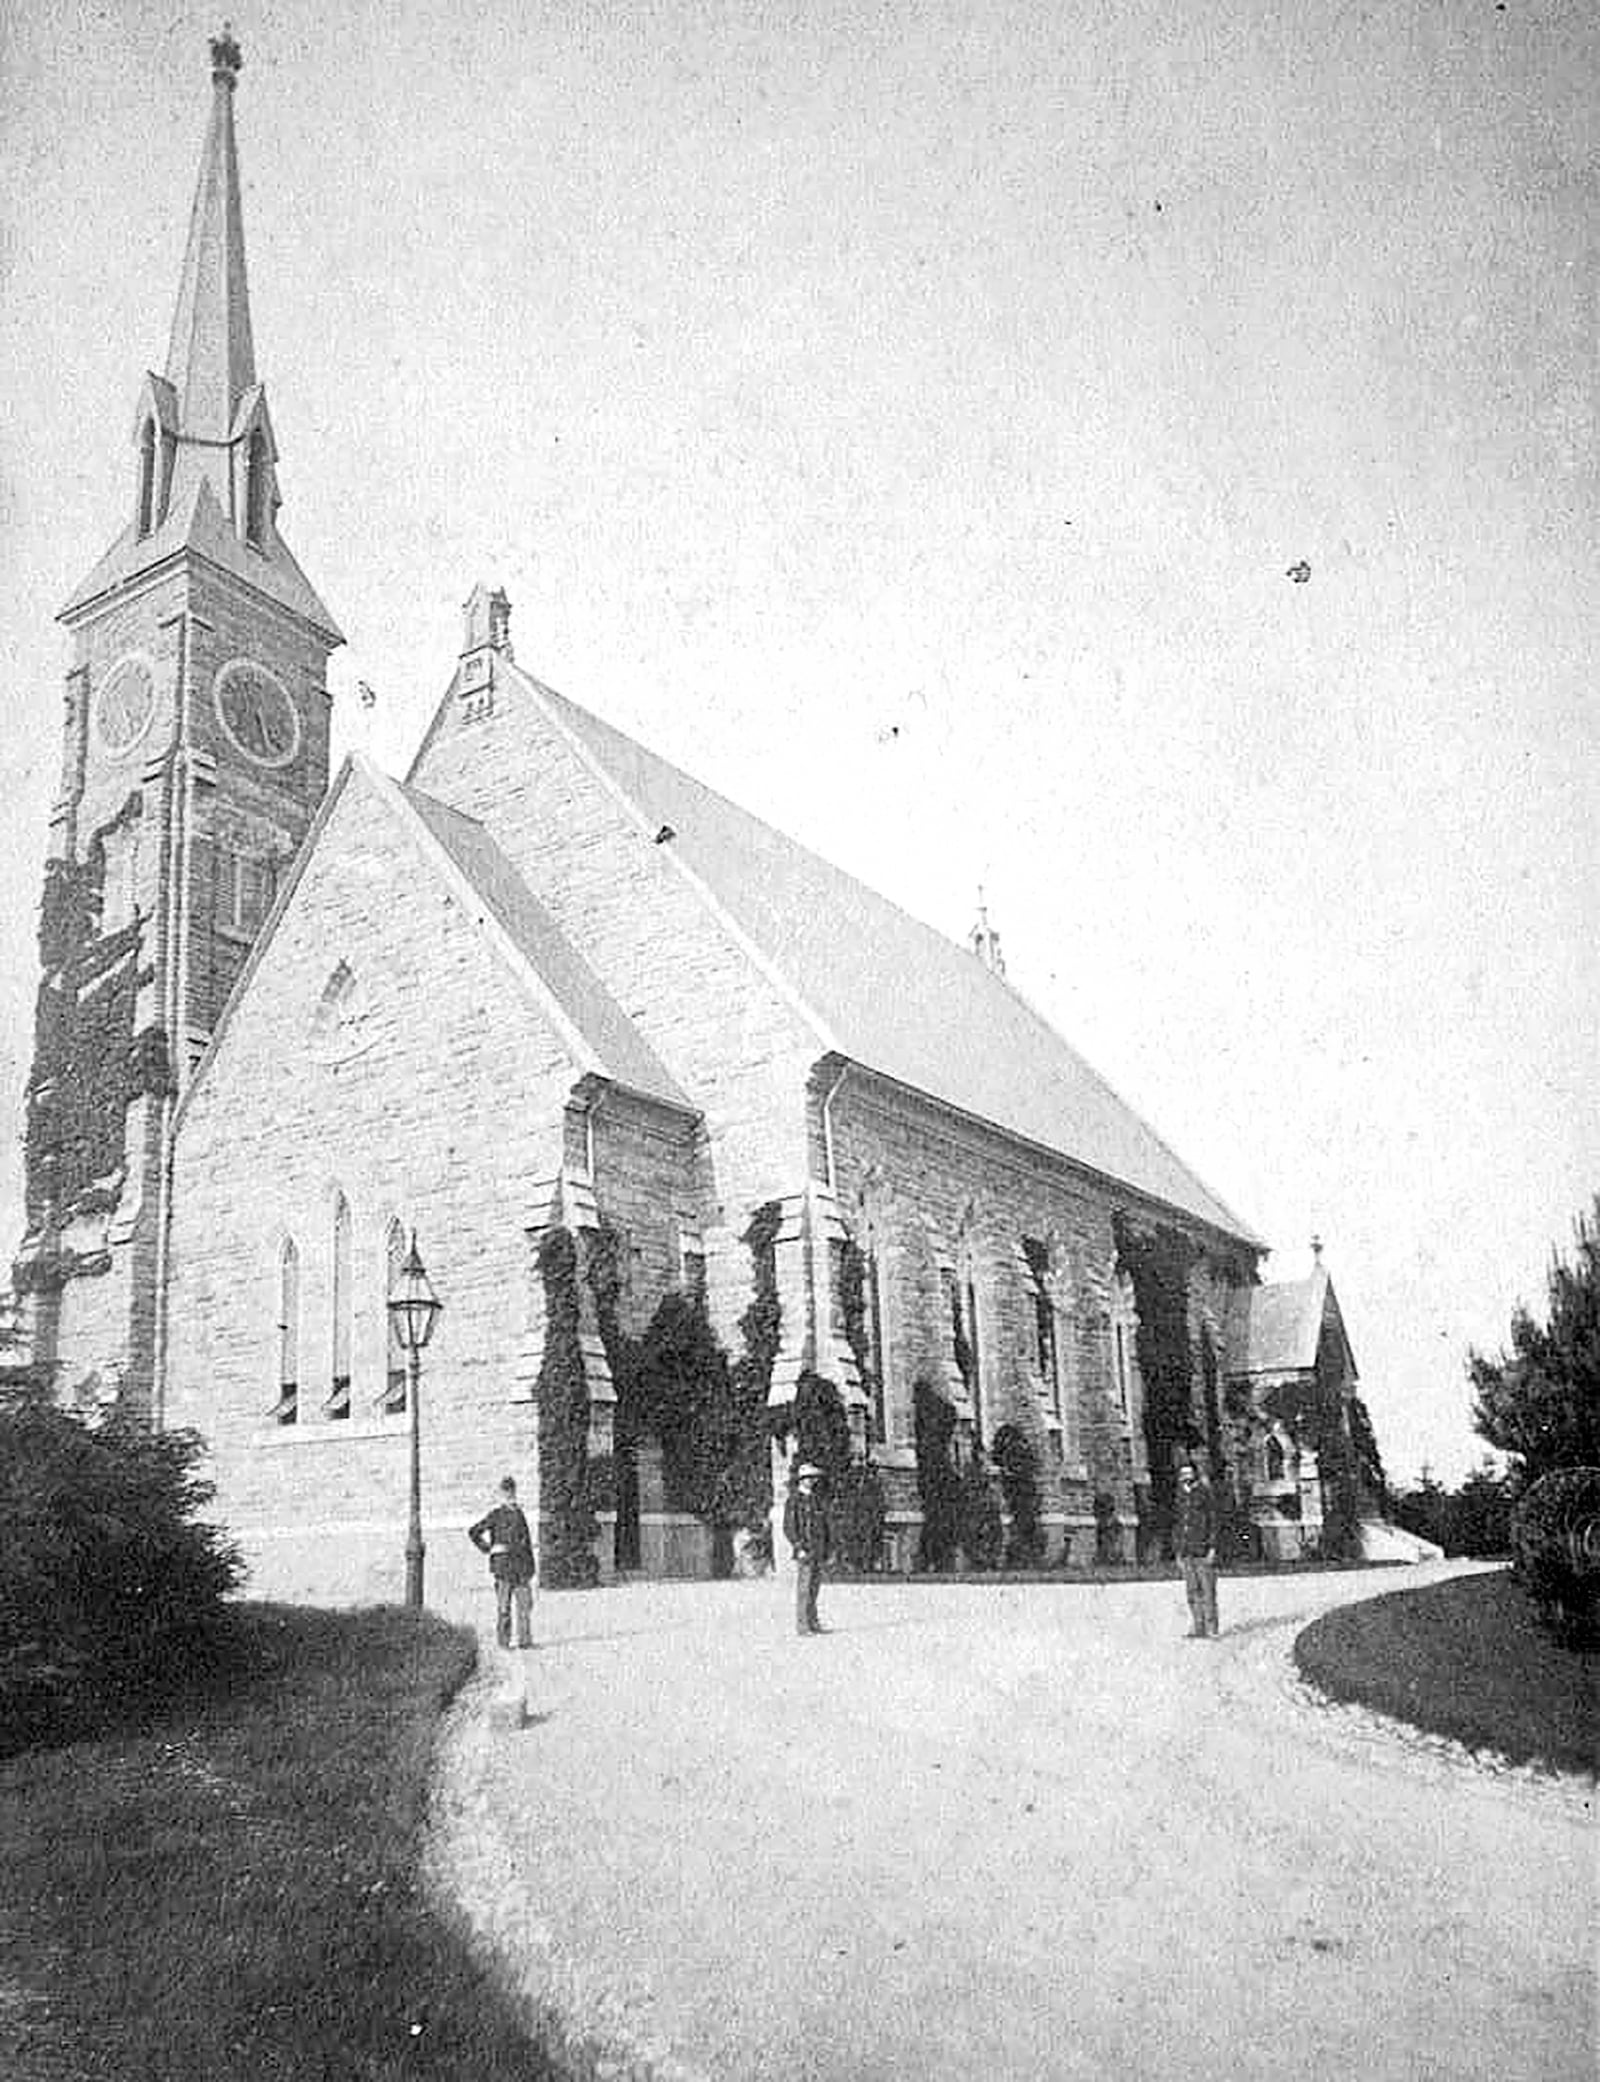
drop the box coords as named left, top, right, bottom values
left=210, top=23, right=242, bottom=86
left=1311, top=1233, right=1323, bottom=1263
left=969, top=886, right=1006, bottom=977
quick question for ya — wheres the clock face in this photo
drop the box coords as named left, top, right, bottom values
left=214, top=661, right=299, bottom=767
left=94, top=657, right=156, bottom=756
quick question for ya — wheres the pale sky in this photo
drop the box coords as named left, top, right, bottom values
left=2, top=0, right=1595, bottom=1485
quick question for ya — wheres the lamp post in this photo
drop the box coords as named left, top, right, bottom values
left=387, top=1231, right=442, bottom=1609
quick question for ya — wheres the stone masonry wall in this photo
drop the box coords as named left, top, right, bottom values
left=410, top=664, right=819, bottom=1363
left=817, top=1068, right=1257, bottom=1564
left=164, top=768, right=580, bottom=1606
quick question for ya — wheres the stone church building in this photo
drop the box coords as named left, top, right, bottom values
left=13, top=36, right=1380, bottom=1603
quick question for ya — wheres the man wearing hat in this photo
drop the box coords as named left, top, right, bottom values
left=783, top=1458, right=831, bottom=1636
left=1173, top=1459, right=1220, bottom=1638
left=467, top=1474, right=536, bottom=1650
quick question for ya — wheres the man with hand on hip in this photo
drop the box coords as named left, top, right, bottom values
left=468, top=1474, right=536, bottom=1650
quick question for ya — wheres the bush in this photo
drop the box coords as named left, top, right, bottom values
left=991, top=1424, right=1045, bottom=1565
left=913, top=1378, right=960, bottom=1571
left=957, top=1451, right=1003, bottom=1570
left=829, top=1458, right=887, bottom=1572
left=1510, top=1466, right=1600, bottom=1646
left=0, top=1394, right=243, bottom=1754
left=1093, top=1490, right=1123, bottom=1566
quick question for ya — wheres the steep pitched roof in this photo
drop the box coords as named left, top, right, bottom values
left=60, top=476, right=341, bottom=639
left=1233, top=1264, right=1356, bottom=1377
left=402, top=784, right=692, bottom=1114
left=496, top=662, right=1260, bottom=1244
left=177, top=757, right=694, bottom=1130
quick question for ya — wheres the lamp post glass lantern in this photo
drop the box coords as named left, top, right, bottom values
left=387, top=1232, right=441, bottom=1608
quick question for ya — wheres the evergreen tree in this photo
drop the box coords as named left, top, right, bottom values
left=1470, top=1195, right=1600, bottom=1482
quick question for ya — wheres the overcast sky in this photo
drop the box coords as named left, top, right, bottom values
left=2, top=0, right=1595, bottom=1484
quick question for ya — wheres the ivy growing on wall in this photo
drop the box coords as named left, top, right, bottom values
left=991, top=1422, right=1045, bottom=1565
left=535, top=1227, right=598, bottom=1587
left=1112, top=1212, right=1200, bottom=1552
left=21, top=829, right=174, bottom=1270
left=913, top=1376, right=960, bottom=1571
left=589, top=1208, right=776, bottom=1563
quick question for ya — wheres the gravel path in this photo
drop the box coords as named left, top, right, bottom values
left=427, top=1563, right=1595, bottom=2081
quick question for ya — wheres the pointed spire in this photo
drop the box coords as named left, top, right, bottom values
left=165, top=26, right=256, bottom=444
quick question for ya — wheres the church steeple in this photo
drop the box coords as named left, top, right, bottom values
left=18, top=29, right=342, bottom=1422
left=61, top=27, right=338, bottom=641
left=165, top=26, right=255, bottom=456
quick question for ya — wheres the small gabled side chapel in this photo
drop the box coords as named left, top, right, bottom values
left=14, top=35, right=1383, bottom=1603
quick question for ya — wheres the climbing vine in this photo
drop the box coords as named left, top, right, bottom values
left=1112, top=1212, right=1200, bottom=1552
left=535, top=1227, right=598, bottom=1587
left=21, top=811, right=173, bottom=1267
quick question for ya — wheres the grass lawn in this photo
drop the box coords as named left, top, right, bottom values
left=0, top=1604, right=570, bottom=2081
left=1295, top=1567, right=1599, bottom=1777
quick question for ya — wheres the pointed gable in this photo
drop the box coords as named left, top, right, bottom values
left=177, top=756, right=692, bottom=1132
left=1234, top=1264, right=1357, bottom=1379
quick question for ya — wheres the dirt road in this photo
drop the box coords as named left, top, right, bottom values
left=430, top=1564, right=1594, bottom=2081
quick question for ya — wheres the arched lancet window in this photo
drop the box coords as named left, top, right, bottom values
left=327, top=1193, right=351, bottom=1418
left=272, top=1238, right=299, bottom=1425
left=383, top=1219, right=407, bottom=1414
left=1265, top=1434, right=1286, bottom=1482
left=137, top=418, right=157, bottom=538
left=245, top=426, right=270, bottom=546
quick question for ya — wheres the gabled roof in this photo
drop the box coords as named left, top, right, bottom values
left=492, top=661, right=1261, bottom=1245
left=402, top=784, right=693, bottom=1115
left=177, top=756, right=694, bottom=1131
left=1232, top=1263, right=1357, bottom=1377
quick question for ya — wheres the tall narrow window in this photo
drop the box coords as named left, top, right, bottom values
left=327, top=1193, right=351, bottom=1418
left=947, top=1265, right=981, bottom=1446
left=137, top=418, right=157, bottom=538
left=1265, top=1435, right=1286, bottom=1482
left=245, top=427, right=270, bottom=546
left=1114, top=1321, right=1130, bottom=1418
left=272, top=1238, right=299, bottom=1425
left=865, top=1243, right=888, bottom=1445
left=1023, top=1238, right=1061, bottom=1424
left=383, top=1220, right=407, bottom=1413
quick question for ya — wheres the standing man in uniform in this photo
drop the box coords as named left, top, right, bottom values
left=784, top=1461, right=830, bottom=1636
left=468, top=1474, right=536, bottom=1650
left=1174, top=1460, right=1220, bottom=1638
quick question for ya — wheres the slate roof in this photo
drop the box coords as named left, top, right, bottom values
left=61, top=476, right=342, bottom=639
left=513, top=665, right=1262, bottom=1245
left=1231, top=1265, right=1356, bottom=1377
left=402, top=783, right=692, bottom=1115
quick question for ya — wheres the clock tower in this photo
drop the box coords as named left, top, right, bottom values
left=14, top=29, right=342, bottom=1419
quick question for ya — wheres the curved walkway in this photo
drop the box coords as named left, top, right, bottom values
left=428, top=1563, right=1594, bottom=2081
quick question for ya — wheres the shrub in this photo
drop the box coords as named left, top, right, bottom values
left=1509, top=1466, right=1600, bottom=1646
left=991, top=1424, right=1045, bottom=1565
left=1093, top=1490, right=1123, bottom=1566
left=957, top=1450, right=1003, bottom=1570
left=829, top=1458, right=887, bottom=1572
left=0, top=1393, right=243, bottom=1754
left=913, top=1378, right=960, bottom=1571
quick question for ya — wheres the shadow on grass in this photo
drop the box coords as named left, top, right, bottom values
left=0, top=1603, right=590, bottom=2081
left=1294, top=1569, right=1598, bottom=1779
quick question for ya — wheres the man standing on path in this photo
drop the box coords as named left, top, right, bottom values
left=468, top=1475, right=536, bottom=1650
left=1174, top=1460, right=1220, bottom=1638
left=784, top=1461, right=830, bottom=1636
